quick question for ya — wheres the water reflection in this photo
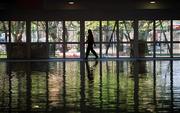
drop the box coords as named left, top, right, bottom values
left=0, top=60, right=180, bottom=112
left=85, top=61, right=98, bottom=82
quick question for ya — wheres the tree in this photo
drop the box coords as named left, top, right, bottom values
left=11, top=21, right=26, bottom=42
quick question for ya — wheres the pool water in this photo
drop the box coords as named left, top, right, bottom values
left=0, top=60, right=180, bottom=113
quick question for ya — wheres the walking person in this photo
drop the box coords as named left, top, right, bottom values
left=85, top=29, right=98, bottom=59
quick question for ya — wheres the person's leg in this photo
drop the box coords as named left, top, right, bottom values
left=90, top=48, right=98, bottom=58
left=85, top=46, right=90, bottom=59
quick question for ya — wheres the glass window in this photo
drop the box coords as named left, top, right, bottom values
left=118, top=43, right=131, bottom=57
left=84, top=43, right=100, bottom=58
left=102, top=21, right=117, bottom=42
left=155, top=43, right=170, bottom=57
left=85, top=21, right=100, bottom=42
left=0, top=21, right=9, bottom=42
left=119, top=21, right=134, bottom=42
left=11, top=21, right=26, bottom=42
left=102, top=43, right=116, bottom=57
left=65, top=44, right=80, bottom=58
left=65, top=21, right=80, bottom=42
left=173, top=43, right=180, bottom=57
left=48, top=21, right=63, bottom=42
left=144, top=43, right=153, bottom=57
left=31, top=21, right=46, bottom=42
left=173, top=20, right=180, bottom=42
left=138, top=20, right=153, bottom=42
left=49, top=44, right=63, bottom=58
left=155, top=20, right=170, bottom=42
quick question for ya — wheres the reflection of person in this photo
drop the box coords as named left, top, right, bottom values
left=85, top=29, right=98, bottom=59
left=85, top=61, right=98, bottom=81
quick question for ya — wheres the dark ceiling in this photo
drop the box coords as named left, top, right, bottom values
left=0, top=0, right=180, bottom=11
left=0, top=0, right=180, bottom=20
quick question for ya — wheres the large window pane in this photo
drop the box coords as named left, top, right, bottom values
left=173, top=20, right=180, bottom=41
left=49, top=44, right=63, bottom=58
left=11, top=21, right=26, bottom=42
left=65, top=21, right=80, bottom=42
left=85, top=43, right=100, bottom=58
left=85, top=21, right=100, bottom=42
left=119, top=21, right=134, bottom=42
left=145, top=43, right=153, bottom=57
left=65, top=44, right=80, bottom=58
left=155, top=20, right=170, bottom=42
left=102, top=43, right=116, bottom=57
left=138, top=20, right=153, bottom=42
left=173, top=43, right=180, bottom=57
left=102, top=21, right=117, bottom=42
left=0, top=21, right=9, bottom=42
left=48, top=21, right=63, bottom=42
left=118, top=43, right=131, bottom=57
left=145, top=43, right=154, bottom=57
left=155, top=43, right=170, bottom=57
left=31, top=21, right=46, bottom=42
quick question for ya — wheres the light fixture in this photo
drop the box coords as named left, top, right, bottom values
left=150, top=1, right=156, bottom=4
left=68, top=1, right=75, bottom=5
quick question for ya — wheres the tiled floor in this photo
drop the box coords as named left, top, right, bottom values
left=0, top=60, right=180, bottom=113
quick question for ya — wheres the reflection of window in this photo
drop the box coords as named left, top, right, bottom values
left=31, top=21, right=46, bottom=42
left=11, top=21, right=26, bottom=42
left=31, top=73, right=47, bottom=108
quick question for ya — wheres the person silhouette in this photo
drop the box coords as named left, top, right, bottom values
left=85, top=61, right=98, bottom=82
left=85, top=29, right=98, bottom=59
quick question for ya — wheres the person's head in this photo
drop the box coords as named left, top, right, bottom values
left=88, top=29, right=92, bottom=35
